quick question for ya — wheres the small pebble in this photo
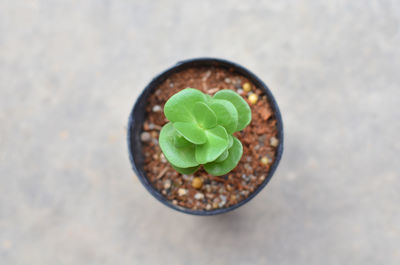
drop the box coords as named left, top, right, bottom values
left=160, top=153, right=167, bottom=163
left=219, top=195, right=227, bottom=207
left=258, top=135, right=267, bottom=142
left=248, top=93, right=258, bottom=104
left=234, top=78, right=242, bottom=89
left=246, top=156, right=252, bottom=162
left=242, top=82, right=252, bottom=92
left=192, top=177, right=203, bottom=189
left=212, top=201, right=219, bottom=209
left=151, top=131, right=158, bottom=138
left=148, top=123, right=155, bottom=130
left=194, top=192, right=204, bottom=200
left=237, top=88, right=244, bottom=95
left=164, top=179, right=171, bottom=189
left=241, top=190, right=249, bottom=196
left=206, top=193, right=214, bottom=199
left=261, top=156, right=270, bottom=165
left=169, top=82, right=174, bottom=88
left=182, top=174, right=193, bottom=181
left=140, top=132, right=151, bottom=142
left=206, top=204, right=212, bottom=210
left=178, top=188, right=187, bottom=196
left=172, top=200, right=178, bottom=205
left=244, top=163, right=253, bottom=171
left=270, top=137, right=279, bottom=147
left=241, top=174, right=250, bottom=181
left=260, top=175, right=266, bottom=181
left=224, top=77, right=231, bottom=83
left=152, top=105, right=162, bottom=112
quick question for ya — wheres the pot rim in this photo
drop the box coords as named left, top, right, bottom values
left=127, top=57, right=284, bottom=216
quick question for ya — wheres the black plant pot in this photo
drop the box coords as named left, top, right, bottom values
left=127, top=58, right=284, bottom=216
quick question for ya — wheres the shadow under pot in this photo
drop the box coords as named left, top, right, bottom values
left=127, top=57, right=284, bottom=215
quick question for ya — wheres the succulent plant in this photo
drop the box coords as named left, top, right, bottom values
left=159, top=88, right=251, bottom=176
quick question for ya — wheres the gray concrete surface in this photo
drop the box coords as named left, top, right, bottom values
left=1, top=1, right=400, bottom=264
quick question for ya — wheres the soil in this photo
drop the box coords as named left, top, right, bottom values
left=141, top=66, right=279, bottom=211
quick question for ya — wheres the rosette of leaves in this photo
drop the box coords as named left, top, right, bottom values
left=159, top=88, right=251, bottom=176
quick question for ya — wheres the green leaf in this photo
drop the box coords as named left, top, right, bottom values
left=209, top=99, right=238, bottom=134
left=204, top=136, right=243, bottom=176
left=164, top=88, right=207, bottom=123
left=171, top=164, right=200, bottom=175
left=193, top=102, right=217, bottom=129
left=173, top=122, right=206, bottom=144
left=215, top=149, right=229, bottom=162
left=174, top=134, right=192, bottom=148
left=227, top=135, right=233, bottom=149
left=159, top=122, right=199, bottom=168
left=195, top=125, right=228, bottom=164
left=213, top=90, right=251, bottom=131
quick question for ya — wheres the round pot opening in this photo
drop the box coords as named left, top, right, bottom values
left=127, top=58, right=284, bottom=215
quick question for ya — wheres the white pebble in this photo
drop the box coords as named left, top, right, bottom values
left=270, top=137, right=279, bottom=147
left=164, top=179, right=171, bottom=189
left=178, top=188, right=187, bottom=196
left=140, top=132, right=151, bottom=142
left=219, top=195, right=227, bottom=207
left=194, top=192, right=204, bottom=200
left=160, top=153, right=167, bottom=163
left=152, top=105, right=162, bottom=112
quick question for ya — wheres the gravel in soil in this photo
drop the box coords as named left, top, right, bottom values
left=141, top=66, right=278, bottom=211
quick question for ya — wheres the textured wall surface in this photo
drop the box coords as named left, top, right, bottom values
left=1, top=1, right=399, bottom=264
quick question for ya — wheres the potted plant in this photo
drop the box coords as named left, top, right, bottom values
left=127, top=58, right=283, bottom=215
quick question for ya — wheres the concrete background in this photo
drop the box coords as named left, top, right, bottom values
left=1, top=1, right=399, bottom=264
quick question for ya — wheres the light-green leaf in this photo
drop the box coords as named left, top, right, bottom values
left=173, top=122, right=207, bottom=144
left=174, top=134, right=192, bottom=148
left=195, top=125, right=228, bottom=164
left=210, top=99, right=238, bottom=134
left=215, top=149, right=229, bottom=162
left=159, top=122, right=199, bottom=168
left=193, top=102, right=217, bottom=129
left=227, top=135, right=233, bottom=149
left=164, top=88, right=207, bottom=123
left=213, top=90, right=251, bottom=132
left=204, top=136, right=243, bottom=176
